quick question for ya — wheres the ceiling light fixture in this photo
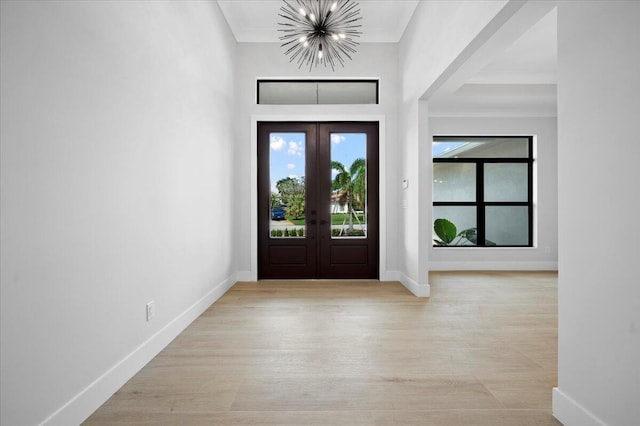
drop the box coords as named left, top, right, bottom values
left=278, top=0, right=362, bottom=71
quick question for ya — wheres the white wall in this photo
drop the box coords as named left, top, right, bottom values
left=232, top=42, right=401, bottom=283
left=0, top=2, right=237, bottom=425
left=400, top=0, right=508, bottom=101
left=428, top=117, right=558, bottom=270
left=553, top=1, right=640, bottom=425
left=398, top=0, right=508, bottom=288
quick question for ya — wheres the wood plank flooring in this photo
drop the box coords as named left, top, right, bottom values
left=84, top=271, right=560, bottom=425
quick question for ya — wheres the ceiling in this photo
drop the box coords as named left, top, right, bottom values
left=217, top=1, right=557, bottom=116
left=217, top=0, right=419, bottom=43
left=430, top=6, right=557, bottom=116
left=469, top=7, right=557, bottom=86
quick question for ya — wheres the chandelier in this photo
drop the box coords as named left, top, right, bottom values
left=278, top=0, right=362, bottom=71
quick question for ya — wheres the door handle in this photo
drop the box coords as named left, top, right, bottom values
left=308, top=219, right=317, bottom=225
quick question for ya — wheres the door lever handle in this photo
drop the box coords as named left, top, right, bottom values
left=308, top=219, right=317, bottom=225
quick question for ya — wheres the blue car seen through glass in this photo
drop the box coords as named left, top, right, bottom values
left=271, top=206, right=286, bottom=220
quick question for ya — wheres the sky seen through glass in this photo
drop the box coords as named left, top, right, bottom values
left=269, top=132, right=366, bottom=194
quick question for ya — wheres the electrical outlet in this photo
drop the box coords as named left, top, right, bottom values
left=146, top=301, right=155, bottom=322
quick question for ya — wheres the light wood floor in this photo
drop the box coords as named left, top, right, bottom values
left=84, top=271, right=560, bottom=425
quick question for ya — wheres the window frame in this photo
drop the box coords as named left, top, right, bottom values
left=433, top=135, right=534, bottom=248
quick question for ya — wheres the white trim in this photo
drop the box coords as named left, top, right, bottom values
left=236, top=270, right=253, bottom=282
left=428, top=261, right=558, bottom=271
left=386, top=270, right=430, bottom=298
left=553, top=387, right=607, bottom=426
left=250, top=114, right=387, bottom=282
left=379, top=270, right=399, bottom=282
left=428, top=109, right=558, bottom=118
left=41, top=274, right=237, bottom=426
left=400, top=272, right=431, bottom=298
left=381, top=270, right=401, bottom=282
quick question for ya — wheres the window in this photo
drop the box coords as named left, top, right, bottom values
left=257, top=80, right=378, bottom=105
left=433, top=136, right=533, bottom=247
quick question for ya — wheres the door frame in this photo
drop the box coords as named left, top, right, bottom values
left=246, top=114, right=388, bottom=281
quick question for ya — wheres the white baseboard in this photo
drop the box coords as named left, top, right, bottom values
left=384, top=271, right=430, bottom=298
left=379, top=270, right=398, bottom=282
left=236, top=270, right=254, bottom=282
left=552, top=387, right=606, bottom=426
left=41, top=274, right=238, bottom=426
left=428, top=261, right=558, bottom=271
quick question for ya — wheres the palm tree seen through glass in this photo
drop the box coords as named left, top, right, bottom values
left=331, top=157, right=366, bottom=234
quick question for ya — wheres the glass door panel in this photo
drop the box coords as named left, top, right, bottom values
left=269, top=132, right=306, bottom=238
left=330, top=133, right=367, bottom=238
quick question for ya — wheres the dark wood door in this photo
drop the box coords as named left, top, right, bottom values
left=258, top=122, right=379, bottom=279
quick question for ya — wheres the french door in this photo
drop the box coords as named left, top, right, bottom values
left=258, top=122, right=379, bottom=279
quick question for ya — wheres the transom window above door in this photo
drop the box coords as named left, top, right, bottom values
left=257, top=80, right=379, bottom=105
